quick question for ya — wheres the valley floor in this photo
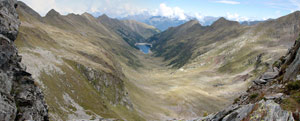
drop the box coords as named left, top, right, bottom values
left=123, top=51, right=251, bottom=120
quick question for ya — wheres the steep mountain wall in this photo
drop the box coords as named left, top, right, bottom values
left=97, top=14, right=145, bottom=48
left=0, top=0, right=48, bottom=120
left=121, top=20, right=160, bottom=39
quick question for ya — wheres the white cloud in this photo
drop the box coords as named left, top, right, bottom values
left=194, top=13, right=204, bottom=21
left=216, top=0, right=240, bottom=5
left=151, top=3, right=187, bottom=20
left=20, top=0, right=95, bottom=16
left=262, top=17, right=269, bottom=20
left=94, top=0, right=148, bottom=17
left=226, top=13, right=249, bottom=21
left=20, top=0, right=57, bottom=16
left=290, top=0, right=300, bottom=9
left=20, top=0, right=265, bottom=22
left=19, top=0, right=146, bottom=17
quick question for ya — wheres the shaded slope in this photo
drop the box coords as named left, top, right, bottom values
left=148, top=18, right=245, bottom=68
left=43, top=10, right=115, bottom=40
left=97, top=14, right=145, bottom=48
left=121, top=19, right=160, bottom=39
left=17, top=1, right=42, bottom=20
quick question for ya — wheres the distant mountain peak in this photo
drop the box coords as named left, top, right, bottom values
left=17, top=1, right=42, bottom=19
left=81, top=12, right=95, bottom=20
left=46, top=9, right=60, bottom=17
left=82, top=12, right=92, bottom=16
left=291, top=10, right=300, bottom=15
left=267, top=10, right=300, bottom=26
left=99, top=14, right=109, bottom=18
left=285, top=10, right=300, bottom=19
left=122, top=19, right=157, bottom=29
left=98, top=14, right=112, bottom=22
left=212, top=17, right=239, bottom=28
left=187, top=20, right=200, bottom=25
left=214, top=17, right=229, bottom=23
left=175, top=19, right=201, bottom=30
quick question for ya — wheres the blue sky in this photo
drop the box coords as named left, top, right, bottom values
left=20, top=0, right=300, bottom=21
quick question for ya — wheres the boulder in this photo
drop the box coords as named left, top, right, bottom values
left=248, top=100, right=294, bottom=121
left=283, top=39, right=300, bottom=81
left=253, top=79, right=267, bottom=85
left=264, top=93, right=284, bottom=100
left=260, top=71, right=278, bottom=80
left=192, top=100, right=294, bottom=121
left=221, top=104, right=254, bottom=121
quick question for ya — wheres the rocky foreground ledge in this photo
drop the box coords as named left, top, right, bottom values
left=0, top=0, right=48, bottom=120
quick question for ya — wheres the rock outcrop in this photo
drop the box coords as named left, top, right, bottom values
left=0, top=0, right=48, bottom=120
left=77, top=63, right=133, bottom=109
left=192, top=100, right=294, bottom=121
left=283, top=38, right=300, bottom=81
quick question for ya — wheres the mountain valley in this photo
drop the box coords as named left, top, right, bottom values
left=2, top=0, right=300, bottom=120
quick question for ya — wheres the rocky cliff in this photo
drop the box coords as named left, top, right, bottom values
left=0, top=0, right=48, bottom=121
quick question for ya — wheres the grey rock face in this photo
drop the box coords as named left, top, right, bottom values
left=245, top=100, right=294, bottom=121
left=261, top=100, right=294, bottom=121
left=221, top=104, right=254, bottom=121
left=0, top=0, right=49, bottom=120
left=253, top=67, right=279, bottom=85
left=206, top=104, right=239, bottom=121
left=284, top=43, right=300, bottom=81
left=191, top=104, right=254, bottom=121
left=253, top=79, right=267, bottom=85
left=261, top=71, right=278, bottom=80
left=264, top=93, right=284, bottom=100
left=0, top=0, right=20, bottom=41
left=192, top=100, right=294, bottom=121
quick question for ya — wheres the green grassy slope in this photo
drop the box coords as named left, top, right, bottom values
left=16, top=2, right=144, bottom=121
left=148, top=13, right=300, bottom=70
